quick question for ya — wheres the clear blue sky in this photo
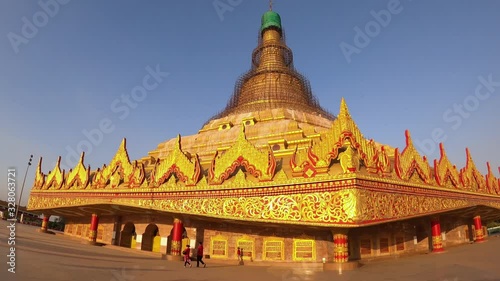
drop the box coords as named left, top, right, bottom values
left=1, top=0, right=499, bottom=205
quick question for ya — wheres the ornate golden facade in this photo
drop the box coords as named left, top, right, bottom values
left=28, top=91, right=500, bottom=225
left=28, top=8, right=500, bottom=264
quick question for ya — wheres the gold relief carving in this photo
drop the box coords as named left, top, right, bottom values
left=34, top=157, right=45, bottom=189
left=486, top=162, right=499, bottom=195
left=91, top=167, right=105, bottom=189
left=262, top=194, right=302, bottom=221
left=110, top=169, right=121, bottom=188
left=43, top=156, right=64, bottom=190
left=231, top=169, right=249, bottom=187
left=377, top=146, right=392, bottom=177
left=460, top=148, right=487, bottom=193
left=28, top=189, right=358, bottom=225
left=164, top=175, right=177, bottom=189
left=293, top=239, right=316, bottom=261
left=339, top=139, right=359, bottom=173
left=290, top=146, right=309, bottom=176
left=394, top=130, right=432, bottom=184
left=140, top=177, right=149, bottom=189
left=196, top=176, right=209, bottom=189
left=357, top=190, right=470, bottom=222
left=208, top=126, right=276, bottom=184
left=171, top=240, right=181, bottom=255
left=27, top=187, right=500, bottom=226
left=27, top=196, right=92, bottom=210
left=408, top=171, right=426, bottom=185
left=65, top=152, right=90, bottom=190
left=434, top=143, right=461, bottom=189
left=274, top=169, right=288, bottom=181
left=128, top=161, right=145, bottom=188
left=88, top=230, right=97, bottom=240
left=152, top=135, right=201, bottom=186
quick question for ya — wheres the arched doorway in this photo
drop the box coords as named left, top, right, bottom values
left=120, top=222, right=136, bottom=248
left=141, top=223, right=160, bottom=252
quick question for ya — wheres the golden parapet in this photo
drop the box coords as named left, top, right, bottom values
left=152, top=135, right=201, bottom=186
left=92, top=139, right=134, bottom=189
left=486, top=162, right=500, bottom=195
left=394, top=130, right=432, bottom=184
left=434, top=143, right=461, bottom=188
left=65, top=152, right=90, bottom=190
left=460, top=148, right=488, bottom=193
left=208, top=126, right=276, bottom=184
left=43, top=156, right=64, bottom=190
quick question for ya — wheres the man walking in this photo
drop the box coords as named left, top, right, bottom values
left=197, top=242, right=206, bottom=268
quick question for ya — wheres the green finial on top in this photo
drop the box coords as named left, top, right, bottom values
left=261, top=0, right=281, bottom=32
left=261, top=10, right=281, bottom=32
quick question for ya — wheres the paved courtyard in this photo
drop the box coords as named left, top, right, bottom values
left=1, top=220, right=499, bottom=281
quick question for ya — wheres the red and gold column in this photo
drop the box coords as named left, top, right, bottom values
left=431, top=217, right=444, bottom=253
left=473, top=216, right=485, bottom=242
left=88, top=214, right=99, bottom=244
left=40, top=215, right=50, bottom=232
left=332, top=229, right=349, bottom=263
left=170, top=218, right=183, bottom=255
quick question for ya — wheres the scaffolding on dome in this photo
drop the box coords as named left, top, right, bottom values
left=205, top=27, right=335, bottom=125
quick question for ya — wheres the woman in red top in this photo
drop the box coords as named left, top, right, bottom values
left=183, top=245, right=192, bottom=268
left=196, top=242, right=206, bottom=267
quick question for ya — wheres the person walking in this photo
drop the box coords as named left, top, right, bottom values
left=197, top=242, right=206, bottom=268
left=237, top=247, right=241, bottom=262
left=183, top=244, right=192, bottom=268
left=240, top=248, right=244, bottom=263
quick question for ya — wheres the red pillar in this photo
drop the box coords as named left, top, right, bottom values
left=40, top=215, right=50, bottom=232
left=473, top=216, right=485, bottom=242
left=170, top=218, right=183, bottom=255
left=332, top=230, right=349, bottom=263
left=88, top=214, right=99, bottom=244
left=431, top=217, right=444, bottom=253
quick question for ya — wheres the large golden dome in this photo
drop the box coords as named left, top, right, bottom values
left=148, top=10, right=336, bottom=165
left=207, top=10, right=334, bottom=122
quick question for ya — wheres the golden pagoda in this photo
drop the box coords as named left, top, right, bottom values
left=28, top=8, right=500, bottom=266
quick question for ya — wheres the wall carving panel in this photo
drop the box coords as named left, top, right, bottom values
left=28, top=184, right=500, bottom=226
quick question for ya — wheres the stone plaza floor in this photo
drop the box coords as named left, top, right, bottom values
left=1, top=220, right=500, bottom=281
